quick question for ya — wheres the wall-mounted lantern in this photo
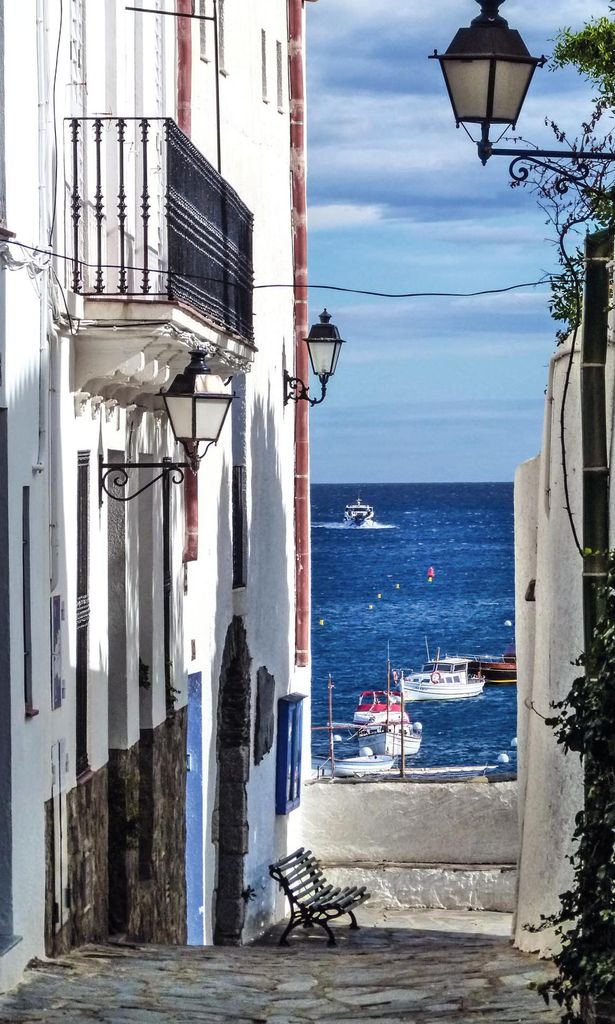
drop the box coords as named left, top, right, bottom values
left=99, top=350, right=233, bottom=504
left=431, top=0, right=615, bottom=185
left=284, top=309, right=345, bottom=407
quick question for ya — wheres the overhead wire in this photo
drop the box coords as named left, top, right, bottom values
left=5, top=238, right=553, bottom=301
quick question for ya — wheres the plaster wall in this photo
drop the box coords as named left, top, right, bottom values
left=184, top=0, right=305, bottom=945
left=513, top=334, right=615, bottom=954
left=296, top=780, right=518, bottom=912
left=0, top=0, right=188, bottom=986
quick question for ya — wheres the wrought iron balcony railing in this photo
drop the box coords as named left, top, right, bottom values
left=67, top=117, right=254, bottom=342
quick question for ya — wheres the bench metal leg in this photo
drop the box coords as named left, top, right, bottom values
left=279, top=915, right=301, bottom=947
left=315, top=918, right=336, bottom=947
left=348, top=910, right=360, bottom=930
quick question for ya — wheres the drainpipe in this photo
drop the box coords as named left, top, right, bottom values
left=581, top=228, right=611, bottom=644
left=579, top=228, right=613, bottom=1024
left=177, top=0, right=192, bottom=138
left=35, top=0, right=50, bottom=476
left=176, top=0, right=199, bottom=561
left=289, top=0, right=310, bottom=667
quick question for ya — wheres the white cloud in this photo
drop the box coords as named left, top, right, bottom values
left=309, top=203, right=386, bottom=230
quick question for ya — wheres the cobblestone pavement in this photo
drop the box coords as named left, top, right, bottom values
left=0, top=909, right=560, bottom=1023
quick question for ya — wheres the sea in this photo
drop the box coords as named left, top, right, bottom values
left=310, top=482, right=517, bottom=774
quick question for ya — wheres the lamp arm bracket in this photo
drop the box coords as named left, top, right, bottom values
left=481, top=145, right=615, bottom=194
left=283, top=371, right=328, bottom=407
left=99, top=456, right=189, bottom=506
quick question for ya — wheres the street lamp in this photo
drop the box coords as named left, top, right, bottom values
left=99, top=350, right=233, bottom=504
left=432, top=0, right=615, bottom=181
left=284, top=309, right=346, bottom=407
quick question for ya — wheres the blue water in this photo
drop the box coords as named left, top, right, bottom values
left=311, top=483, right=517, bottom=772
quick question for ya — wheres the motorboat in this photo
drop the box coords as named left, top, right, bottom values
left=467, top=648, right=517, bottom=684
left=399, top=658, right=485, bottom=701
left=332, top=752, right=396, bottom=777
left=344, top=496, right=374, bottom=525
left=353, top=690, right=410, bottom=725
left=358, top=720, right=423, bottom=757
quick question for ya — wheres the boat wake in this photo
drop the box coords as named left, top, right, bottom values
left=313, top=521, right=397, bottom=531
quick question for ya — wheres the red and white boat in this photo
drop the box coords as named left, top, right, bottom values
left=352, top=690, right=409, bottom=726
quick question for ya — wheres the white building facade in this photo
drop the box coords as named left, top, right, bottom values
left=0, top=0, right=316, bottom=990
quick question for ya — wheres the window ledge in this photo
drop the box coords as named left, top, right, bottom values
left=0, top=934, right=22, bottom=957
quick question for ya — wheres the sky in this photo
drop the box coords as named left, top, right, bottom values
left=305, top=0, right=612, bottom=483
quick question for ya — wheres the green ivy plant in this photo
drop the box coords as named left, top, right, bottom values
left=535, top=551, right=615, bottom=1022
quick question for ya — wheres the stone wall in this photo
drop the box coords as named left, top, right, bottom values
left=110, top=709, right=188, bottom=944
left=45, top=710, right=187, bottom=955
left=45, top=766, right=109, bottom=957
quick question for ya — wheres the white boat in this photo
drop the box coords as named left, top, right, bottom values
left=332, top=753, right=396, bottom=777
left=358, top=721, right=423, bottom=757
left=344, top=496, right=374, bottom=525
left=400, top=657, right=485, bottom=701
left=353, top=690, right=409, bottom=726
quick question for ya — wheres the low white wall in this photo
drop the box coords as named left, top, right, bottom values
left=300, top=779, right=518, bottom=865
left=298, top=779, right=518, bottom=912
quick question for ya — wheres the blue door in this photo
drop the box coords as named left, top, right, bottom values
left=186, top=671, right=204, bottom=944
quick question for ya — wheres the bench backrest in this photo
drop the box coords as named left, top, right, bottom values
left=269, top=847, right=327, bottom=908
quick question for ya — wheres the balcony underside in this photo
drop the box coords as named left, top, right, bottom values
left=69, top=293, right=255, bottom=409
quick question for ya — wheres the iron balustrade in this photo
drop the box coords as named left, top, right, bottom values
left=68, top=116, right=254, bottom=342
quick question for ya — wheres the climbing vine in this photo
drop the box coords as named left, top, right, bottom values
left=534, top=553, right=615, bottom=1022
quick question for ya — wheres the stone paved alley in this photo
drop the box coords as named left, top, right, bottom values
left=0, top=908, right=560, bottom=1023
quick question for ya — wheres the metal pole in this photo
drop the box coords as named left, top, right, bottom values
left=328, top=674, right=335, bottom=779
left=400, top=690, right=405, bottom=779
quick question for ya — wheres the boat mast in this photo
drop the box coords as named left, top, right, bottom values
left=400, top=688, right=406, bottom=779
left=328, top=674, right=336, bottom=779
left=386, top=642, right=391, bottom=733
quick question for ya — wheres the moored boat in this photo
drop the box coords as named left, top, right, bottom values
left=332, top=752, right=396, bottom=777
left=344, top=495, right=374, bottom=525
left=467, top=652, right=517, bottom=684
left=353, top=690, right=410, bottom=725
left=399, top=657, right=484, bottom=701
left=358, top=720, right=423, bottom=756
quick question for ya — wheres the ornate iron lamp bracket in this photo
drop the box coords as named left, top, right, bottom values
left=99, top=455, right=191, bottom=506
left=283, top=371, right=328, bottom=408
left=479, top=144, right=615, bottom=194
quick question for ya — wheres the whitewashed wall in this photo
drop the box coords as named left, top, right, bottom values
left=187, top=0, right=304, bottom=944
left=514, top=323, right=615, bottom=954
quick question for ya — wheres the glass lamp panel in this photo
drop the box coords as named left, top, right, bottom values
left=492, top=60, right=535, bottom=123
left=194, top=395, right=232, bottom=441
left=308, top=339, right=338, bottom=377
left=442, top=58, right=491, bottom=122
left=329, top=340, right=343, bottom=377
left=164, top=395, right=194, bottom=441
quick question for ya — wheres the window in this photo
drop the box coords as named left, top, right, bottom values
left=232, top=465, right=247, bottom=588
left=76, top=451, right=90, bottom=776
left=218, top=0, right=226, bottom=73
left=261, top=30, right=268, bottom=102
left=276, top=40, right=284, bottom=110
left=22, top=487, right=32, bottom=710
left=199, top=0, right=209, bottom=62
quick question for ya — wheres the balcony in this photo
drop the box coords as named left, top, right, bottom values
left=66, top=117, right=254, bottom=400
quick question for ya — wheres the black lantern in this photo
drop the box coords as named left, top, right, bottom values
left=162, top=350, right=233, bottom=468
left=431, top=0, right=543, bottom=162
left=99, top=350, right=233, bottom=504
left=284, top=309, right=346, bottom=407
left=432, top=1, right=615, bottom=180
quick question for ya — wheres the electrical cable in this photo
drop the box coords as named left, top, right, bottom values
left=5, top=238, right=553, bottom=302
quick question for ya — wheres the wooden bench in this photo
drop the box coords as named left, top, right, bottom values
left=269, top=847, right=370, bottom=947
